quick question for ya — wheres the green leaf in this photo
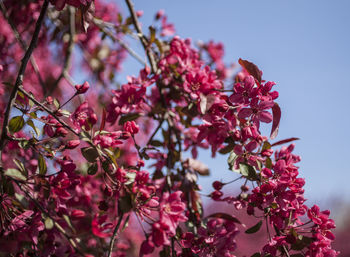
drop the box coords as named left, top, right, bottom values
left=29, top=112, right=37, bottom=119
left=125, top=172, right=136, bottom=185
left=159, top=247, right=170, bottom=257
left=265, top=158, right=273, bottom=169
left=245, top=220, right=263, bottom=234
left=63, top=214, right=76, bottom=234
left=155, top=39, right=164, bottom=54
left=87, top=162, right=98, bottom=175
left=150, top=140, right=163, bottom=147
left=251, top=253, right=261, bottom=257
left=149, top=26, right=156, bottom=43
left=219, top=143, right=235, bottom=154
left=291, top=235, right=313, bottom=251
left=53, top=98, right=60, bottom=109
left=4, top=168, right=26, bottom=181
left=239, top=163, right=257, bottom=180
left=121, top=214, right=130, bottom=232
left=81, top=147, right=99, bottom=162
left=13, top=159, right=27, bottom=175
left=44, top=217, right=54, bottom=230
left=9, top=116, right=25, bottom=133
left=261, top=141, right=271, bottom=151
left=101, top=161, right=111, bottom=173
left=15, top=193, right=29, bottom=208
left=26, top=119, right=40, bottom=137
left=118, top=113, right=140, bottom=125
left=38, top=154, right=47, bottom=175
left=228, top=151, right=238, bottom=170
left=59, top=109, right=71, bottom=117
left=118, top=194, right=133, bottom=213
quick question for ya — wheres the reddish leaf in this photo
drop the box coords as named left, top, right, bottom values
left=271, top=137, right=299, bottom=147
left=238, top=58, right=262, bottom=83
left=270, top=103, right=281, bottom=139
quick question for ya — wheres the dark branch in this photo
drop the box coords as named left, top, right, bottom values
left=124, top=0, right=157, bottom=73
left=107, top=213, right=125, bottom=257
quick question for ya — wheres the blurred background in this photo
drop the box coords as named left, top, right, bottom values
left=115, top=0, right=350, bottom=254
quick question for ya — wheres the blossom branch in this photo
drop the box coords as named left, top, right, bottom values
left=17, top=87, right=117, bottom=178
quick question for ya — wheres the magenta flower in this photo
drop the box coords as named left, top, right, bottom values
left=71, top=101, right=97, bottom=131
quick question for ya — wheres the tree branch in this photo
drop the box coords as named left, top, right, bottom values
left=107, top=213, right=124, bottom=257
left=124, top=0, right=157, bottom=73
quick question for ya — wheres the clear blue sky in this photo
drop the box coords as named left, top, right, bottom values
left=116, top=0, right=350, bottom=207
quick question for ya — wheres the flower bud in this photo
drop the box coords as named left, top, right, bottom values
left=75, top=81, right=90, bottom=94
left=212, top=181, right=224, bottom=190
left=211, top=190, right=223, bottom=200
left=71, top=209, right=86, bottom=219
left=124, top=120, right=139, bottom=135
left=66, top=139, right=80, bottom=149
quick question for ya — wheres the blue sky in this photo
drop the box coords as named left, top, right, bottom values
left=116, top=0, right=350, bottom=207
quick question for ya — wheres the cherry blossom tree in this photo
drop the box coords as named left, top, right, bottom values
left=0, top=0, right=339, bottom=256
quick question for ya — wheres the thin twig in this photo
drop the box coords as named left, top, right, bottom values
left=93, top=17, right=147, bottom=66
left=18, top=87, right=79, bottom=136
left=0, top=0, right=49, bottom=157
left=124, top=0, right=157, bottom=73
left=107, top=212, right=124, bottom=257
left=146, top=119, right=164, bottom=146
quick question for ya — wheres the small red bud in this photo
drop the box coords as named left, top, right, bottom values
left=46, top=96, right=53, bottom=105
left=124, top=121, right=139, bottom=135
left=66, top=139, right=80, bottom=149
left=212, top=181, right=224, bottom=190
left=211, top=190, right=223, bottom=201
left=136, top=10, right=144, bottom=17
left=241, top=185, right=249, bottom=192
left=71, top=209, right=86, bottom=219
left=75, top=81, right=90, bottom=94
left=155, top=9, right=164, bottom=20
